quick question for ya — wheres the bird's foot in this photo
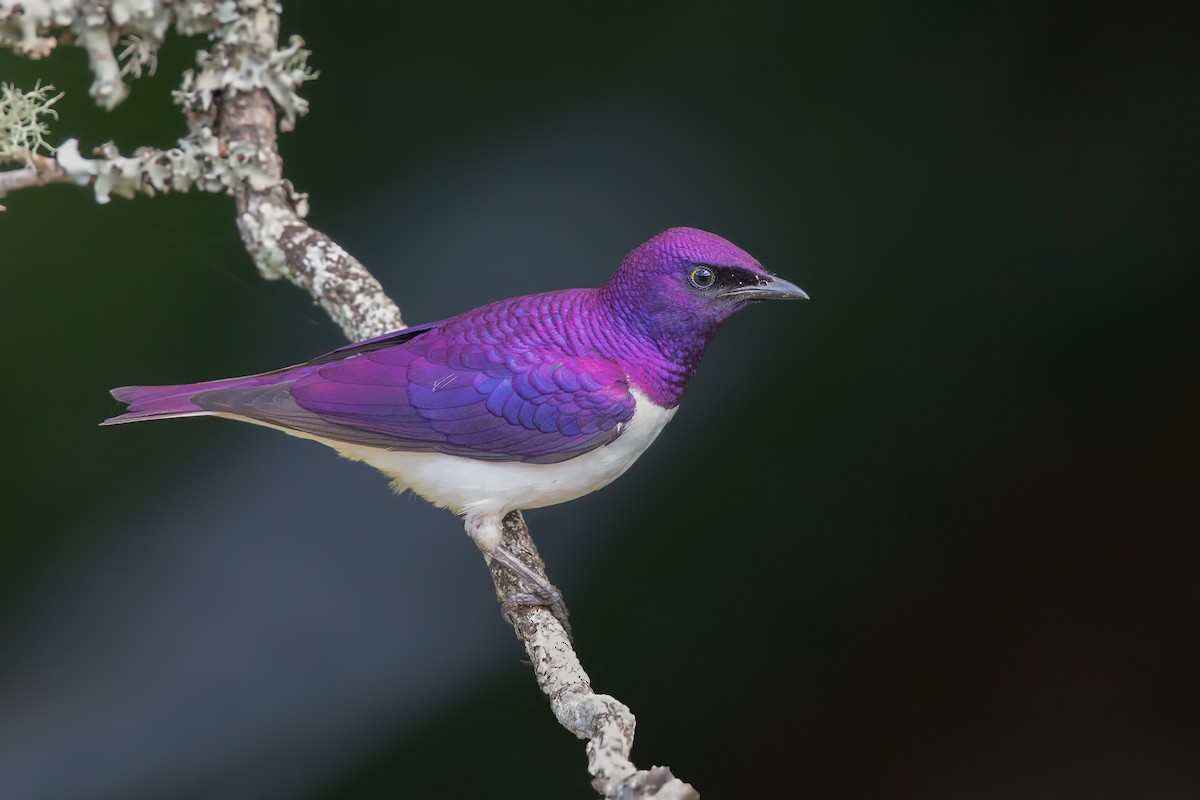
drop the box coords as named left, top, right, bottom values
left=490, top=544, right=573, bottom=639
left=501, top=589, right=572, bottom=639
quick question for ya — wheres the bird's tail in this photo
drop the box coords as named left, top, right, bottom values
left=102, top=374, right=271, bottom=425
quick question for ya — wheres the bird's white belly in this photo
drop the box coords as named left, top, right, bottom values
left=331, top=388, right=676, bottom=518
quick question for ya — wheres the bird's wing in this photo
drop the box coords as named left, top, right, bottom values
left=297, top=323, right=437, bottom=366
left=194, top=327, right=637, bottom=465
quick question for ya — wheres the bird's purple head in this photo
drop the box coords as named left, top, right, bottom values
left=599, top=227, right=807, bottom=352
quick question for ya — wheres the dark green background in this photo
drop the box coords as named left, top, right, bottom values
left=2, top=2, right=1197, bottom=798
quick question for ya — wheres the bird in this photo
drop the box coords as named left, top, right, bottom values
left=103, top=227, right=808, bottom=626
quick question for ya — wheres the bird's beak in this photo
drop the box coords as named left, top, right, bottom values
left=721, top=274, right=810, bottom=302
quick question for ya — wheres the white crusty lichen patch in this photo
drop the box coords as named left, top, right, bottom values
left=51, top=120, right=282, bottom=204
left=239, top=198, right=404, bottom=340
left=178, top=27, right=316, bottom=132
left=54, top=132, right=222, bottom=202
left=238, top=197, right=295, bottom=278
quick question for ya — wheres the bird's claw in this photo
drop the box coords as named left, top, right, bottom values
left=502, top=588, right=572, bottom=640
left=487, top=541, right=574, bottom=640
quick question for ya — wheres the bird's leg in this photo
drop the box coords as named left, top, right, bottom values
left=466, top=514, right=572, bottom=637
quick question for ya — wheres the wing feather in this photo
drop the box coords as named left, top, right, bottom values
left=191, top=320, right=636, bottom=464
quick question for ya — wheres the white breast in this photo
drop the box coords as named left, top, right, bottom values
left=323, top=387, right=676, bottom=519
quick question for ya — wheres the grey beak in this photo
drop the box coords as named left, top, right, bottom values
left=721, top=274, right=810, bottom=301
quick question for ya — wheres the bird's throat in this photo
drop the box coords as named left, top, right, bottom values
left=588, top=294, right=711, bottom=408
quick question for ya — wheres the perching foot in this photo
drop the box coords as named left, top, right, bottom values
left=491, top=544, right=572, bottom=638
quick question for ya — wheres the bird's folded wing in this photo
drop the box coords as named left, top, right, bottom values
left=194, top=332, right=637, bottom=465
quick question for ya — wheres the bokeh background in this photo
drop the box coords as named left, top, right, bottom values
left=2, top=2, right=1197, bottom=798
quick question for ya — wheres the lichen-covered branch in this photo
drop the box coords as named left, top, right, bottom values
left=495, top=513, right=699, bottom=800
left=0, top=2, right=694, bottom=797
left=0, top=1, right=393, bottom=339
left=3, top=0, right=177, bottom=109
left=203, top=6, right=400, bottom=340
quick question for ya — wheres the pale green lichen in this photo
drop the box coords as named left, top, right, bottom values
left=0, top=81, right=63, bottom=165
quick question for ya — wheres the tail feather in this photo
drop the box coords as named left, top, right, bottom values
left=103, top=374, right=281, bottom=425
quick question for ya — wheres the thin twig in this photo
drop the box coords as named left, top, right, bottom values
left=0, top=155, right=71, bottom=208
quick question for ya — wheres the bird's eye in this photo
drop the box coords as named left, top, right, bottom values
left=689, top=266, right=716, bottom=289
